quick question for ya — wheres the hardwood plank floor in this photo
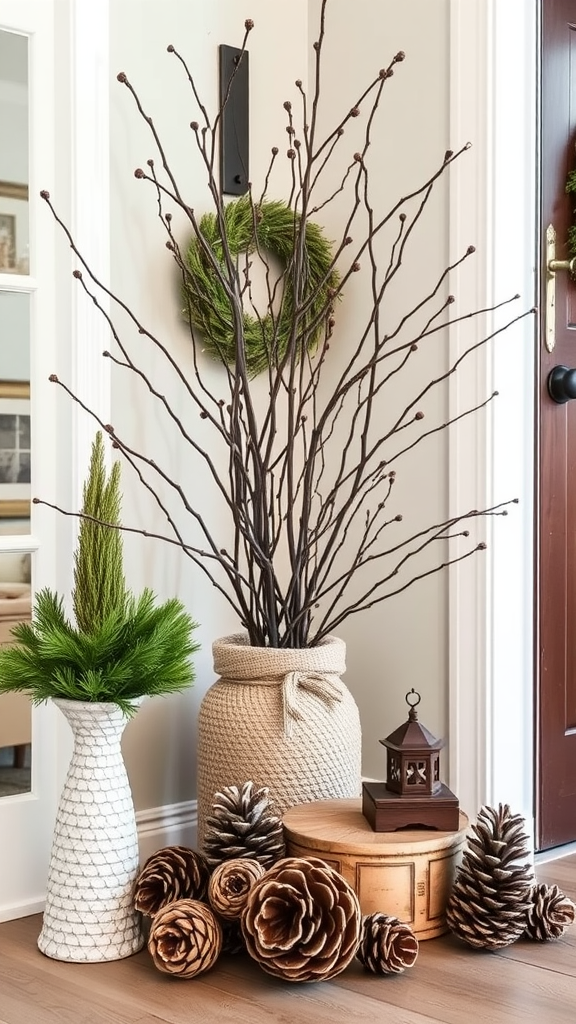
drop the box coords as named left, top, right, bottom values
left=0, top=854, right=574, bottom=1024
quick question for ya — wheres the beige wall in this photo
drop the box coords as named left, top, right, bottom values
left=306, top=0, right=451, bottom=778
left=109, top=0, right=451, bottom=811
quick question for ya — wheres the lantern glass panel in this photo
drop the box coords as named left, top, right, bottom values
left=406, top=760, right=428, bottom=787
left=389, top=754, right=401, bottom=784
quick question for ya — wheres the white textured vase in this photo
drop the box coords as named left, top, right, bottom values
left=37, top=699, right=144, bottom=962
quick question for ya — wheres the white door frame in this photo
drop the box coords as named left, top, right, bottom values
left=448, top=0, right=538, bottom=837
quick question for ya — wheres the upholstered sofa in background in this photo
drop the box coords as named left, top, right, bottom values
left=0, top=582, right=32, bottom=753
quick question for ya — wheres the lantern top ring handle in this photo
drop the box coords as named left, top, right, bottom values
left=406, top=688, right=421, bottom=709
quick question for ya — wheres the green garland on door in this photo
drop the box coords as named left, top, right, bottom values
left=182, top=197, right=339, bottom=376
left=565, top=168, right=576, bottom=259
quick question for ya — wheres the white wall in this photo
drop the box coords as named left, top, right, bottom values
left=106, top=0, right=454, bottom=816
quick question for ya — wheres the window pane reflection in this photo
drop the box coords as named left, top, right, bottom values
left=0, top=30, right=29, bottom=275
left=0, top=547, right=31, bottom=797
left=0, top=292, right=31, bottom=530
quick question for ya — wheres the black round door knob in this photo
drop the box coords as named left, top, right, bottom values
left=547, top=365, right=576, bottom=403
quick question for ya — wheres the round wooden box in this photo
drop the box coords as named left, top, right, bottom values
left=283, top=798, right=469, bottom=940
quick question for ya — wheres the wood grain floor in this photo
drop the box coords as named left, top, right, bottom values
left=0, top=854, right=574, bottom=1024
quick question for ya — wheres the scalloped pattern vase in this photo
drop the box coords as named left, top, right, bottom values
left=37, top=699, right=144, bottom=962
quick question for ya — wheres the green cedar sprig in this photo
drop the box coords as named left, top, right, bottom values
left=73, top=430, right=126, bottom=632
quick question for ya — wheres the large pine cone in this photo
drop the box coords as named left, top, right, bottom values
left=446, top=803, right=534, bottom=950
left=203, top=782, right=286, bottom=869
left=357, top=913, right=419, bottom=975
left=524, top=883, right=576, bottom=941
left=208, top=858, right=266, bottom=919
left=148, top=899, right=222, bottom=978
left=133, top=846, right=210, bottom=916
left=242, top=856, right=361, bottom=982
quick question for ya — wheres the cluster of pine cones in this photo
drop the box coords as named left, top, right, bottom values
left=446, top=803, right=575, bottom=950
left=132, top=781, right=420, bottom=981
left=132, top=788, right=575, bottom=982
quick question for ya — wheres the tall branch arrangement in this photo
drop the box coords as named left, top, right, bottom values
left=39, top=2, right=530, bottom=648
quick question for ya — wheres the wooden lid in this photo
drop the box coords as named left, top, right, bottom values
left=283, top=798, right=469, bottom=855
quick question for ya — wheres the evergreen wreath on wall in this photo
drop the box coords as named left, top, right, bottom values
left=182, top=196, right=339, bottom=376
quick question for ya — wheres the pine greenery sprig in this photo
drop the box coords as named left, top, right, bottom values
left=0, top=432, right=199, bottom=715
left=565, top=172, right=576, bottom=260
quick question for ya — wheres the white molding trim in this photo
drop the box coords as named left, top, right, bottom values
left=0, top=897, right=45, bottom=925
left=54, top=0, right=112, bottom=791
left=448, top=0, right=490, bottom=820
left=136, top=800, right=198, bottom=862
left=535, top=841, right=576, bottom=866
left=448, top=0, right=537, bottom=827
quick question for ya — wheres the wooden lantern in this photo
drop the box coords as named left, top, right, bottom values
left=362, top=690, right=459, bottom=832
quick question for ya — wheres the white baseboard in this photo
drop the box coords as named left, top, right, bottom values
left=136, top=799, right=198, bottom=862
left=535, top=840, right=576, bottom=865
left=0, top=897, right=45, bottom=924
left=0, top=800, right=199, bottom=923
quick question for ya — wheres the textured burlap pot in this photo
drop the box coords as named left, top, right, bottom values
left=197, top=634, right=362, bottom=847
left=37, top=699, right=144, bottom=962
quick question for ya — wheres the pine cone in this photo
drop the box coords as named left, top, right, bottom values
left=203, top=782, right=286, bottom=869
left=357, top=913, right=419, bottom=974
left=208, top=858, right=266, bottom=919
left=524, top=883, right=576, bottom=941
left=242, top=856, right=361, bottom=982
left=133, top=846, right=210, bottom=916
left=446, top=803, right=534, bottom=950
left=148, top=899, right=222, bottom=978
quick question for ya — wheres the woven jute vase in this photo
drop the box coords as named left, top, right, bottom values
left=197, top=634, right=362, bottom=847
left=37, top=699, right=144, bottom=962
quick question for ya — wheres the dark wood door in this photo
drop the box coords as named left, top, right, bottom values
left=538, top=0, right=576, bottom=850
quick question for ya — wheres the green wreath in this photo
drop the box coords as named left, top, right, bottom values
left=182, top=196, right=339, bottom=376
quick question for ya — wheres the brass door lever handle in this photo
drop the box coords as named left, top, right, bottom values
left=545, top=225, right=576, bottom=352
left=548, top=257, right=576, bottom=275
